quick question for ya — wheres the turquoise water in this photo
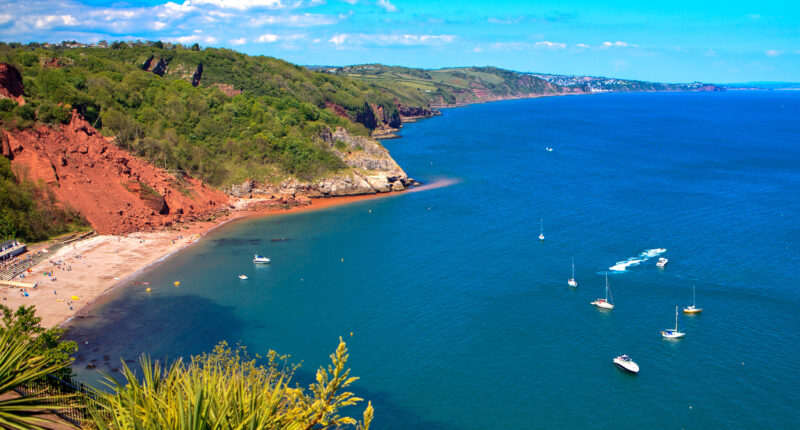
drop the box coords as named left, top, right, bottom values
left=68, top=92, right=800, bottom=429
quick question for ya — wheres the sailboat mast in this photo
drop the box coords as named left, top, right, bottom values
left=572, top=257, right=575, bottom=278
left=675, top=306, right=679, bottom=330
left=605, top=272, right=609, bottom=300
left=693, top=286, right=696, bottom=307
left=540, top=219, right=543, bottom=235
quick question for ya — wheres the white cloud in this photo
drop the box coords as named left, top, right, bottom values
left=165, top=34, right=217, bottom=44
left=230, top=37, right=247, bottom=45
left=535, top=40, right=566, bottom=50
left=256, top=33, right=279, bottom=42
left=342, top=0, right=358, bottom=4
left=328, top=33, right=347, bottom=45
left=600, top=40, right=638, bottom=49
left=376, top=0, right=397, bottom=12
left=765, top=49, right=781, bottom=57
left=34, top=15, right=79, bottom=29
left=575, top=43, right=590, bottom=48
left=190, top=0, right=285, bottom=10
left=153, top=21, right=167, bottom=30
left=328, top=33, right=455, bottom=47
left=487, top=17, right=522, bottom=25
left=0, top=14, right=11, bottom=25
left=158, top=1, right=196, bottom=18
left=250, top=13, right=337, bottom=27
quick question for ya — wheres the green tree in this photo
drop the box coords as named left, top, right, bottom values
left=0, top=305, right=78, bottom=380
left=90, top=339, right=373, bottom=430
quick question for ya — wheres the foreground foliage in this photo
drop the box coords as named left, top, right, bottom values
left=0, top=308, right=77, bottom=429
left=90, top=339, right=373, bottom=430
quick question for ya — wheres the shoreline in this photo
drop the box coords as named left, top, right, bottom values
left=1, top=183, right=446, bottom=329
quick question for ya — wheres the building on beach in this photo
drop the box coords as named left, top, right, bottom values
left=0, top=240, right=26, bottom=262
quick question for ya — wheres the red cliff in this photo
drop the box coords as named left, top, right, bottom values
left=3, top=113, right=230, bottom=234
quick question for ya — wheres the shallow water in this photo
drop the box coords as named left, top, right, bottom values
left=68, top=91, right=800, bottom=429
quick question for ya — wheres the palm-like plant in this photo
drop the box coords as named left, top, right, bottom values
left=0, top=330, right=76, bottom=429
left=90, top=339, right=373, bottom=430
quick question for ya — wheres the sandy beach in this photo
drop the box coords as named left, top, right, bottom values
left=1, top=190, right=412, bottom=328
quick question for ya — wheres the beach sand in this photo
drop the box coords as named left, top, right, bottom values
left=1, top=190, right=409, bottom=328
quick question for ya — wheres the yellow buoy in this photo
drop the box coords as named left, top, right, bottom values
left=341, top=258, right=344, bottom=262
left=145, top=288, right=151, bottom=292
left=350, top=332, right=353, bottom=337
left=174, top=281, right=180, bottom=286
left=71, top=295, right=79, bottom=300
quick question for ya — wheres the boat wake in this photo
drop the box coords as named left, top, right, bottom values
left=608, top=248, right=666, bottom=272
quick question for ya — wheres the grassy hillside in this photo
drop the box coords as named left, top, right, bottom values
left=316, top=64, right=564, bottom=106
left=0, top=42, right=408, bottom=186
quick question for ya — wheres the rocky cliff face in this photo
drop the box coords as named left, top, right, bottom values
left=224, top=126, right=412, bottom=198
left=3, top=113, right=229, bottom=234
left=0, top=63, right=24, bottom=104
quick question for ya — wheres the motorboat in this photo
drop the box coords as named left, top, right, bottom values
left=683, top=286, right=703, bottom=314
left=238, top=274, right=248, bottom=280
left=661, top=306, right=686, bottom=339
left=567, top=257, right=578, bottom=288
left=591, top=272, right=614, bottom=309
left=613, top=355, right=639, bottom=374
left=656, top=257, right=668, bottom=268
left=253, top=254, right=271, bottom=264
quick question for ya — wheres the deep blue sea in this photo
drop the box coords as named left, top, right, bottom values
left=67, top=91, right=800, bottom=429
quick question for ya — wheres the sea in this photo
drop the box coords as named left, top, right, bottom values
left=67, top=91, right=800, bottom=429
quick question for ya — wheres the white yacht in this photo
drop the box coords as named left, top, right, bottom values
left=591, top=272, right=614, bottom=309
left=538, top=219, right=545, bottom=241
left=661, top=306, right=686, bottom=339
left=238, top=274, right=248, bottom=280
left=567, top=257, right=578, bottom=288
left=613, top=355, right=639, bottom=374
left=253, top=254, right=271, bottom=264
left=683, top=286, right=703, bottom=314
left=656, top=257, right=668, bottom=268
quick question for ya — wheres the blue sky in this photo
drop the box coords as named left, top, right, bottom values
left=1, top=0, right=798, bottom=83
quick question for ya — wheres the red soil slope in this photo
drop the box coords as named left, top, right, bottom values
left=3, top=113, right=230, bottom=234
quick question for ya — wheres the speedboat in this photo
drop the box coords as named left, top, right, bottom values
left=613, top=355, right=639, bottom=374
left=661, top=306, right=686, bottom=339
left=591, top=272, right=614, bottom=309
left=656, top=257, right=668, bottom=268
left=253, top=254, right=271, bottom=264
left=238, top=274, right=248, bottom=280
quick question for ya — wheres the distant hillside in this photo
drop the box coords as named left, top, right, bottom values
left=312, top=64, right=724, bottom=108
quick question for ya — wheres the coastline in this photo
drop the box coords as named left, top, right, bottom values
left=2, top=187, right=424, bottom=329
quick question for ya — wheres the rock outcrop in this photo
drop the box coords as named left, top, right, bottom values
left=225, top=126, right=411, bottom=198
left=191, top=63, right=203, bottom=87
left=151, top=58, right=168, bottom=77
left=0, top=63, right=24, bottom=104
left=3, top=112, right=229, bottom=234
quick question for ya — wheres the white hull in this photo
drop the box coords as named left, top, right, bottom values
left=253, top=254, right=271, bottom=264
left=539, top=234, right=545, bottom=241
left=613, top=356, right=640, bottom=373
left=568, top=279, right=578, bottom=288
left=661, top=331, right=685, bottom=339
left=591, top=300, right=614, bottom=309
left=238, top=275, right=248, bottom=280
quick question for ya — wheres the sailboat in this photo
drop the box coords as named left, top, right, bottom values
left=683, top=286, right=703, bottom=314
left=567, top=257, right=578, bottom=288
left=539, top=219, right=545, bottom=241
left=591, top=272, right=614, bottom=309
left=661, top=306, right=686, bottom=339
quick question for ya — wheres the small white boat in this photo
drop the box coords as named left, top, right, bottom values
left=683, top=286, right=703, bottom=314
left=591, top=272, right=614, bottom=309
left=545, top=147, right=553, bottom=152
left=567, top=257, right=578, bottom=288
left=613, top=355, right=639, bottom=374
left=238, top=274, right=248, bottom=280
left=656, top=257, right=668, bottom=268
left=253, top=254, right=271, bottom=264
left=661, top=306, right=686, bottom=339
left=538, top=219, right=545, bottom=241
